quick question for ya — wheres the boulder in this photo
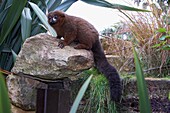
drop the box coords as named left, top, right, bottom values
left=7, top=33, right=94, bottom=110
left=11, top=33, right=94, bottom=80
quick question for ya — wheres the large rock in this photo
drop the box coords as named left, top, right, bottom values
left=12, top=33, right=93, bottom=80
left=7, top=33, right=94, bottom=110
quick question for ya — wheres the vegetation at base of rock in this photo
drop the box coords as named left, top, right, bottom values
left=78, top=68, right=118, bottom=113
left=70, top=74, right=93, bottom=113
left=78, top=65, right=170, bottom=112
left=0, top=73, right=11, bottom=113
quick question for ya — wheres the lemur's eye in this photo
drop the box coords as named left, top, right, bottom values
left=48, top=16, right=52, bottom=20
left=52, top=16, right=58, bottom=22
left=54, top=16, right=57, bottom=19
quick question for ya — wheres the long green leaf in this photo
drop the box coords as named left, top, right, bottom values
left=0, top=20, right=21, bottom=70
left=0, top=0, right=7, bottom=11
left=29, top=2, right=57, bottom=37
left=47, top=0, right=56, bottom=8
left=0, top=0, right=12, bottom=12
left=4, top=0, right=13, bottom=9
left=162, top=45, right=170, bottom=50
left=70, top=74, right=93, bottom=113
left=47, top=0, right=62, bottom=11
left=55, top=0, right=77, bottom=12
left=0, top=0, right=27, bottom=45
left=0, top=73, right=11, bottom=113
left=157, top=28, right=166, bottom=33
left=21, top=7, right=32, bottom=42
left=81, top=0, right=150, bottom=12
left=31, top=23, right=46, bottom=36
left=11, top=49, right=17, bottom=62
left=0, top=5, right=11, bottom=25
left=132, top=46, right=152, bottom=113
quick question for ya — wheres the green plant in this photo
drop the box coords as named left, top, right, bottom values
left=0, top=73, right=11, bottom=113
left=0, top=0, right=75, bottom=71
left=133, top=46, right=152, bottom=113
left=72, top=50, right=153, bottom=113
left=0, top=0, right=27, bottom=71
left=72, top=68, right=118, bottom=113
left=120, top=1, right=170, bottom=77
left=86, top=70, right=118, bottom=113
left=153, top=28, right=170, bottom=50
left=70, top=74, right=93, bottom=113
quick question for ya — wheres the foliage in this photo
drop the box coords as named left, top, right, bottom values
left=132, top=0, right=170, bottom=10
left=0, top=0, right=75, bottom=71
left=81, top=0, right=149, bottom=12
left=28, top=2, right=56, bottom=37
left=0, top=0, right=27, bottom=71
left=133, top=46, right=152, bottom=113
left=77, top=68, right=118, bottom=113
left=70, top=74, right=93, bottom=113
left=0, top=73, right=11, bottom=113
left=74, top=53, right=152, bottom=113
left=120, top=1, right=170, bottom=77
left=152, top=28, right=170, bottom=50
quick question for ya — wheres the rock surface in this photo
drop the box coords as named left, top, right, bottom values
left=12, top=33, right=93, bottom=80
left=7, top=33, right=94, bottom=110
left=7, top=74, right=39, bottom=110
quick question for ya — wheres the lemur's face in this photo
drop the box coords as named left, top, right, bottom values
left=47, top=11, right=65, bottom=26
left=48, top=13, right=58, bottom=25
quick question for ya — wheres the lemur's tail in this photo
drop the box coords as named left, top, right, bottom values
left=91, top=39, right=122, bottom=102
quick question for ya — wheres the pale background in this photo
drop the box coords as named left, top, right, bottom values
left=66, top=0, right=135, bottom=32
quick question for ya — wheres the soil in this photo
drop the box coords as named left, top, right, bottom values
left=118, top=97, right=170, bottom=113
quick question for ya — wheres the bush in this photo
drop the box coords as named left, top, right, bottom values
left=121, top=2, right=170, bottom=77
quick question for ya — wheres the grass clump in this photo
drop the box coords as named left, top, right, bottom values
left=81, top=68, right=118, bottom=113
left=119, top=2, right=170, bottom=77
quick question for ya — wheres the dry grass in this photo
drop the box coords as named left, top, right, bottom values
left=100, top=37, right=134, bottom=72
left=100, top=2, right=170, bottom=76
left=101, top=37, right=132, bottom=57
left=121, top=2, right=170, bottom=76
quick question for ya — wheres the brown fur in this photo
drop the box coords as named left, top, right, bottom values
left=48, top=11, right=122, bottom=102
